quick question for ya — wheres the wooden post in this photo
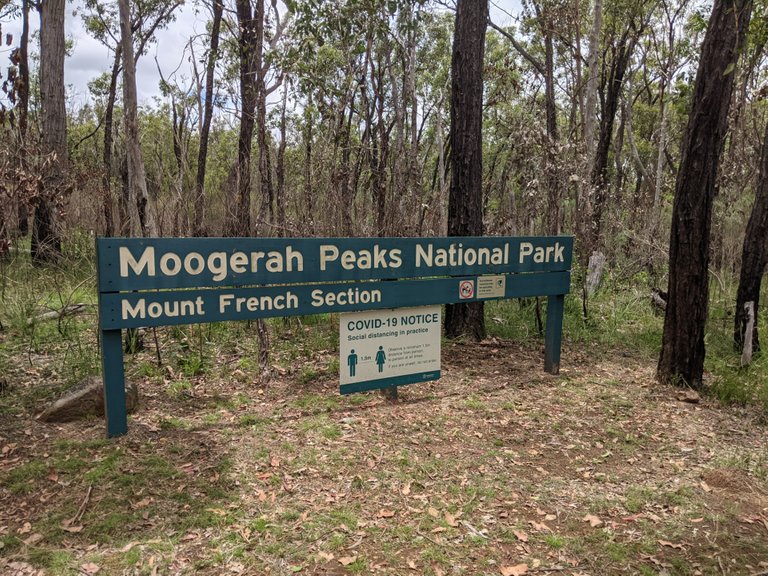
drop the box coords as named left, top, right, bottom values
left=101, top=329, right=128, bottom=437
left=544, top=294, right=564, bottom=374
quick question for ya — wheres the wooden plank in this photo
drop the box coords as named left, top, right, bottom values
left=97, top=236, right=574, bottom=292
left=544, top=294, right=565, bottom=374
left=99, top=272, right=571, bottom=330
left=101, top=329, right=128, bottom=438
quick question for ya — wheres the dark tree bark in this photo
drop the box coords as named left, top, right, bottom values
left=193, top=0, right=223, bottom=237
left=590, top=19, right=643, bottom=250
left=33, top=0, right=67, bottom=263
left=276, top=81, right=288, bottom=236
left=657, top=0, right=753, bottom=388
left=229, top=0, right=260, bottom=237
left=734, top=122, right=768, bottom=352
left=445, top=0, right=488, bottom=341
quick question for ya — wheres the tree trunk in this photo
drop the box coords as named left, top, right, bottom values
left=119, top=0, right=156, bottom=238
left=33, top=0, right=67, bottom=263
left=193, top=0, right=223, bottom=237
left=734, top=122, right=768, bottom=352
left=16, top=0, right=30, bottom=237
left=276, top=80, right=288, bottom=236
left=657, top=0, right=753, bottom=389
left=445, top=0, right=488, bottom=341
left=103, top=46, right=121, bottom=236
left=231, top=0, right=259, bottom=237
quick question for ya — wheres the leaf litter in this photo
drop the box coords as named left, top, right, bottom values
left=0, top=338, right=767, bottom=574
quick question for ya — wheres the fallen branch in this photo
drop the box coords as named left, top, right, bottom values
left=27, top=303, right=89, bottom=326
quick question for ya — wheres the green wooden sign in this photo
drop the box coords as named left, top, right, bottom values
left=97, top=236, right=573, bottom=437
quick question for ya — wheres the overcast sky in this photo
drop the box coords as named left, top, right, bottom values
left=0, top=0, right=521, bottom=110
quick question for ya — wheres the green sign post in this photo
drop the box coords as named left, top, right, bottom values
left=97, top=236, right=572, bottom=437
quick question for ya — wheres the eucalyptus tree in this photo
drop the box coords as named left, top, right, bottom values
left=444, top=0, right=488, bottom=341
left=658, top=0, right=753, bottom=389
left=33, top=0, right=67, bottom=263
left=81, top=0, right=181, bottom=235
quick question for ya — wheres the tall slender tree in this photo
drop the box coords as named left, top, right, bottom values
left=734, top=121, right=768, bottom=352
left=445, top=0, right=488, bottom=340
left=32, top=0, right=67, bottom=263
left=658, top=0, right=753, bottom=388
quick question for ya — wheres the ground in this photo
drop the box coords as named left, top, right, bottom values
left=1, top=330, right=767, bottom=576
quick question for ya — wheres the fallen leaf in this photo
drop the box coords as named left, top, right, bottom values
left=377, top=509, right=395, bottom=519
left=658, top=540, right=685, bottom=550
left=338, top=556, right=357, bottom=566
left=428, top=507, right=439, bottom=518
left=18, top=522, right=31, bottom=535
left=401, top=482, right=411, bottom=496
left=582, top=514, right=602, bottom=527
left=445, top=513, right=458, bottom=527
left=433, top=564, right=445, bottom=576
left=700, top=481, right=711, bottom=493
left=512, top=529, right=529, bottom=542
left=500, top=564, right=528, bottom=576
left=317, top=551, right=334, bottom=561
left=270, top=456, right=281, bottom=468
left=62, top=524, right=83, bottom=533
left=23, top=533, right=43, bottom=545
left=407, top=559, right=418, bottom=570
left=80, top=563, right=101, bottom=574
left=528, top=520, right=551, bottom=533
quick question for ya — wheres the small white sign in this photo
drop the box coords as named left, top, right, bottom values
left=339, top=306, right=441, bottom=391
left=477, top=275, right=506, bottom=298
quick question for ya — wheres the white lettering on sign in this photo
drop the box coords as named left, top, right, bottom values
left=122, top=296, right=205, bottom=320
left=414, top=243, right=509, bottom=267
left=310, top=287, right=382, bottom=307
left=518, top=242, right=565, bottom=264
left=319, top=244, right=403, bottom=271
left=218, top=292, right=299, bottom=313
left=119, top=246, right=305, bottom=281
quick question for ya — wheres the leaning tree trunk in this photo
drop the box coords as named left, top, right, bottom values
left=444, top=0, right=488, bottom=341
left=734, top=121, right=768, bottom=352
left=657, top=0, right=753, bottom=389
left=33, top=0, right=67, bottom=263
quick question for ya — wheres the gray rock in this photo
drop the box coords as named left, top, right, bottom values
left=38, top=376, right=139, bottom=422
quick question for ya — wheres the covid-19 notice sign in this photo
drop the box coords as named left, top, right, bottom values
left=339, top=306, right=441, bottom=394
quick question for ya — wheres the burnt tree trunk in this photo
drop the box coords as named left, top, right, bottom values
left=445, top=0, right=488, bottom=341
left=734, top=122, right=768, bottom=352
left=658, top=0, right=753, bottom=388
left=16, top=0, right=31, bottom=237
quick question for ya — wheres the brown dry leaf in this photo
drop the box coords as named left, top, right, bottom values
left=401, top=482, right=412, bottom=496
left=377, top=509, right=396, bottom=519
left=512, top=529, right=529, bottom=542
left=23, top=533, right=43, bottom=545
left=658, top=540, right=685, bottom=550
left=500, top=564, right=529, bottom=576
left=428, top=507, right=439, bottom=518
left=270, top=456, right=281, bottom=468
left=582, top=514, right=602, bottom=527
left=700, top=481, right=712, bottom=493
left=47, top=469, right=58, bottom=482
left=445, top=513, right=458, bottom=527
left=338, top=556, right=357, bottom=566
left=317, top=551, right=334, bottom=561
left=62, top=524, right=83, bottom=533
left=18, top=522, right=31, bottom=535
left=433, top=564, right=445, bottom=576
left=528, top=520, right=551, bottom=533
left=80, top=563, right=101, bottom=574
left=407, top=559, right=418, bottom=570
left=132, top=497, right=152, bottom=509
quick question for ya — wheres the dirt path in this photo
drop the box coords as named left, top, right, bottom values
left=1, top=341, right=767, bottom=575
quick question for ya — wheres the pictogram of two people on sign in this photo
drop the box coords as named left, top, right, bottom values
left=348, top=346, right=386, bottom=377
